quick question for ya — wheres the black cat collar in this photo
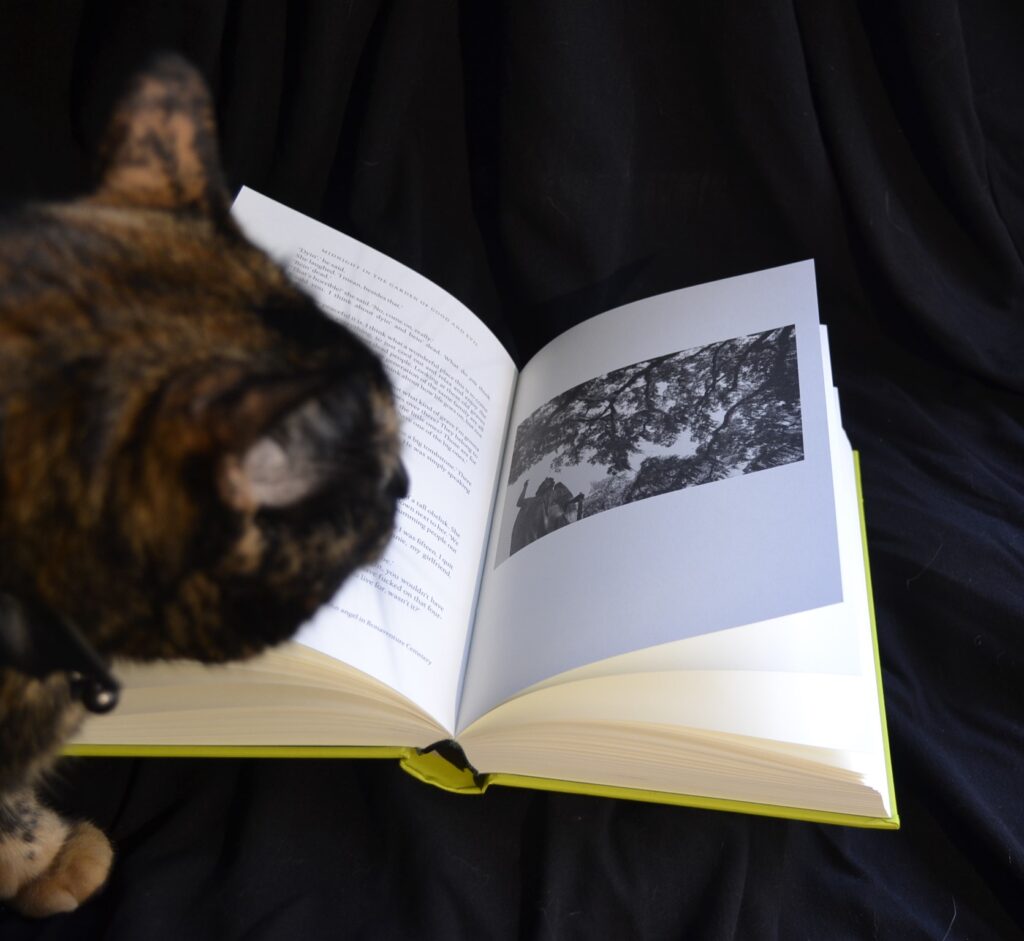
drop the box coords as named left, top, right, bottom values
left=0, top=594, right=120, bottom=714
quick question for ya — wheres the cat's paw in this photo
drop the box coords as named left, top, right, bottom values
left=9, top=821, right=113, bottom=918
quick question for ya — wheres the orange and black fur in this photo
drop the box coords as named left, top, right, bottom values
left=0, top=57, right=405, bottom=916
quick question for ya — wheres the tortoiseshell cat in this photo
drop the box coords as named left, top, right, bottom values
left=0, top=57, right=406, bottom=916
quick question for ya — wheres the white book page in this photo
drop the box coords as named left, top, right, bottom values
left=500, top=330, right=860, bottom=688
left=459, top=391, right=889, bottom=813
left=459, top=261, right=841, bottom=729
left=462, top=370, right=878, bottom=745
left=232, top=189, right=517, bottom=731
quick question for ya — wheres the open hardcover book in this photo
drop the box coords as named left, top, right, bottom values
left=70, top=188, right=898, bottom=829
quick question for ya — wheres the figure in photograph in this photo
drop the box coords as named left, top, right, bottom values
left=510, top=478, right=585, bottom=554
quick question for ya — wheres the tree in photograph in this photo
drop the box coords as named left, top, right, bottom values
left=510, top=326, right=802, bottom=511
left=625, top=453, right=725, bottom=503
left=582, top=472, right=632, bottom=516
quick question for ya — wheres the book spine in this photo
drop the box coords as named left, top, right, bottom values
left=399, top=740, right=486, bottom=794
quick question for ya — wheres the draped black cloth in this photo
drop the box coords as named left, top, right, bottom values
left=2, top=3, right=1022, bottom=937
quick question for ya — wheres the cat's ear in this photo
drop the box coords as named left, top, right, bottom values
left=91, top=54, right=230, bottom=216
left=163, top=368, right=348, bottom=512
left=216, top=375, right=376, bottom=512
left=220, top=392, right=355, bottom=512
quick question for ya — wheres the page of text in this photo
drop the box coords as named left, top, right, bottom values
left=233, top=188, right=517, bottom=731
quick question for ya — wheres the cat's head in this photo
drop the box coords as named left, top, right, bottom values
left=0, top=56, right=407, bottom=663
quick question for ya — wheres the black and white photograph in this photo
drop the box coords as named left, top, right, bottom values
left=502, top=325, right=803, bottom=561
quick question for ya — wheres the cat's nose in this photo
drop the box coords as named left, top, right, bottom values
left=385, top=462, right=409, bottom=501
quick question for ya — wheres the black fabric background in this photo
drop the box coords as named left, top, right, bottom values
left=1, top=2, right=1023, bottom=937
